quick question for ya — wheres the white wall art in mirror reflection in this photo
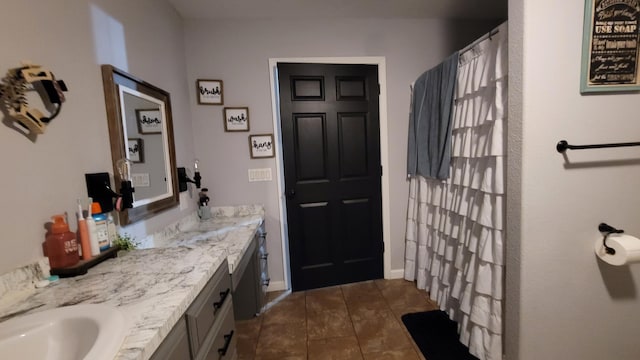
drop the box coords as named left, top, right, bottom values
left=127, top=138, right=143, bottom=163
left=136, top=109, right=162, bottom=134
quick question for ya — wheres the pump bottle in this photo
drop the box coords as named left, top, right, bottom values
left=45, top=215, right=79, bottom=268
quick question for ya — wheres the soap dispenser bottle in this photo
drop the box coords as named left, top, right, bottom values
left=45, top=215, right=79, bottom=268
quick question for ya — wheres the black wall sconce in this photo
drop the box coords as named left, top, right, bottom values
left=116, top=159, right=134, bottom=211
left=85, top=172, right=134, bottom=212
left=177, top=159, right=201, bottom=192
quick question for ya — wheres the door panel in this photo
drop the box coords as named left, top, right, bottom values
left=299, top=202, right=332, bottom=269
left=341, top=198, right=374, bottom=261
left=294, top=114, right=327, bottom=181
left=338, top=113, right=368, bottom=178
left=279, top=63, right=382, bottom=291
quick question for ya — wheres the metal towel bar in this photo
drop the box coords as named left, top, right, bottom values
left=556, top=140, right=640, bottom=153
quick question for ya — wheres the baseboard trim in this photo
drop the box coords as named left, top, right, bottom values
left=267, top=271, right=404, bottom=291
left=387, top=269, right=405, bottom=279
left=266, top=280, right=286, bottom=292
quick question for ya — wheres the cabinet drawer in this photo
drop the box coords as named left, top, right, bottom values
left=150, top=317, right=191, bottom=360
left=201, top=298, right=236, bottom=360
left=186, top=259, right=232, bottom=356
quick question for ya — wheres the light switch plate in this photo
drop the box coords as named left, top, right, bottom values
left=248, top=168, right=272, bottom=182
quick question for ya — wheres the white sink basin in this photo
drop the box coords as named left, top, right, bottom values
left=0, top=304, right=126, bottom=360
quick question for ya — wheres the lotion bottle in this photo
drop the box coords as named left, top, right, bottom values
left=91, top=202, right=110, bottom=252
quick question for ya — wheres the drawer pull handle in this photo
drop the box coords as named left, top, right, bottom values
left=218, top=330, right=234, bottom=356
left=213, top=288, right=230, bottom=312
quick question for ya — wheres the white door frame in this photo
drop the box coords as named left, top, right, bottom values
left=268, top=57, right=391, bottom=291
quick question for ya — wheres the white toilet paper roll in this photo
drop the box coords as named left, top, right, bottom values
left=594, top=233, right=640, bottom=266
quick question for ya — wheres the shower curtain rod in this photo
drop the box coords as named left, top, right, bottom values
left=459, top=26, right=501, bottom=56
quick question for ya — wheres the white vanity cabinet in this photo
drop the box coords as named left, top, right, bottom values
left=151, top=259, right=236, bottom=360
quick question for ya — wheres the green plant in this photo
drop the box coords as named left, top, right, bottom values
left=113, top=233, right=138, bottom=251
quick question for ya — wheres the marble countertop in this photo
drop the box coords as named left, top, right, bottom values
left=0, top=205, right=264, bottom=360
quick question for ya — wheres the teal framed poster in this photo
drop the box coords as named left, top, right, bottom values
left=581, top=0, right=640, bottom=93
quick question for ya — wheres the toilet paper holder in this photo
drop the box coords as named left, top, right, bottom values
left=599, top=223, right=624, bottom=255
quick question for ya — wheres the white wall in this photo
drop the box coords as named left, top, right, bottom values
left=507, top=0, right=640, bottom=358
left=0, top=0, right=195, bottom=274
left=184, top=18, right=500, bottom=286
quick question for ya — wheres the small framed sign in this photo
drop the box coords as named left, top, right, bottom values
left=127, top=138, right=143, bottom=163
left=136, top=109, right=162, bottom=134
left=224, top=107, right=250, bottom=132
left=581, top=0, right=640, bottom=93
left=197, top=79, right=224, bottom=105
left=249, top=134, right=275, bottom=159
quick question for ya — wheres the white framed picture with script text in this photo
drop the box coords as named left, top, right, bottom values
left=197, top=79, right=224, bottom=105
left=249, top=134, right=275, bottom=159
left=224, top=107, right=250, bottom=132
left=136, top=109, right=162, bottom=134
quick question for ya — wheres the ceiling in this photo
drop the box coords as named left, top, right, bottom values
left=168, top=0, right=507, bottom=20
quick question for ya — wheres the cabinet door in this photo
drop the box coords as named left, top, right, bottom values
left=258, top=226, right=269, bottom=307
left=150, top=317, right=191, bottom=360
left=232, top=237, right=259, bottom=320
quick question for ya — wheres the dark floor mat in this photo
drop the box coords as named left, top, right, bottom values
left=401, top=310, right=479, bottom=360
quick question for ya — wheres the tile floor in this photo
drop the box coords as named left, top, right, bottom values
left=235, top=279, right=439, bottom=360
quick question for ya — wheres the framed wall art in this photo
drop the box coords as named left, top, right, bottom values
left=224, top=107, right=250, bottom=132
left=580, top=0, right=640, bottom=93
left=249, top=134, right=275, bottom=159
left=197, top=79, right=224, bottom=105
left=127, top=138, right=144, bottom=163
left=136, top=109, right=162, bottom=134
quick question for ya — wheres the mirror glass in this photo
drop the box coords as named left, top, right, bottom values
left=101, top=65, right=179, bottom=225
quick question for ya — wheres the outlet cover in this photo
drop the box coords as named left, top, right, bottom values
left=131, top=173, right=150, bottom=187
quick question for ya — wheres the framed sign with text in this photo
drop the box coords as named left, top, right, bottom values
left=581, top=0, right=640, bottom=93
left=136, top=109, right=162, bottom=134
left=197, top=79, right=224, bottom=105
left=249, top=134, right=275, bottom=159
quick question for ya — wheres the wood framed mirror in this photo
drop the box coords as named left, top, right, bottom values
left=101, top=65, right=179, bottom=225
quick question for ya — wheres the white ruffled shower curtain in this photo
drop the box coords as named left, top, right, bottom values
left=404, top=22, right=507, bottom=360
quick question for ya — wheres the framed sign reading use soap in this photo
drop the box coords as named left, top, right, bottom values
left=581, top=0, right=640, bottom=93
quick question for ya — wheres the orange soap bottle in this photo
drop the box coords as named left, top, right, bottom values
left=45, top=215, right=79, bottom=268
